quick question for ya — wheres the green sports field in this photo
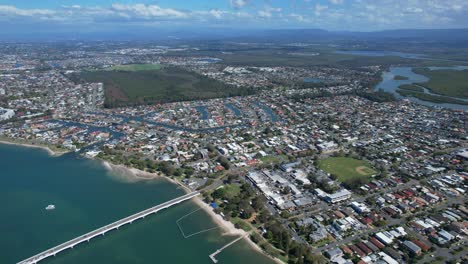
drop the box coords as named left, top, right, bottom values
left=317, top=157, right=376, bottom=185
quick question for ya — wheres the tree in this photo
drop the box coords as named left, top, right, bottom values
left=242, top=206, right=255, bottom=219
left=218, top=156, right=231, bottom=170
left=212, top=188, right=226, bottom=200
left=252, top=196, right=267, bottom=210
left=227, top=173, right=239, bottom=183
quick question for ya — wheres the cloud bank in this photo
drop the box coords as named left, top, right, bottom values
left=0, top=0, right=467, bottom=31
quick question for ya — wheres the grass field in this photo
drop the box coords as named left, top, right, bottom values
left=413, top=68, right=468, bottom=98
left=108, top=64, right=162, bottom=71
left=79, top=67, right=255, bottom=107
left=317, top=157, right=376, bottom=185
left=223, top=184, right=241, bottom=200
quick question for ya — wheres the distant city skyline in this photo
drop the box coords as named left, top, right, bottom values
left=0, top=0, right=467, bottom=34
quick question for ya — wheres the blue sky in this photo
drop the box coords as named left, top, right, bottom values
left=0, top=0, right=467, bottom=32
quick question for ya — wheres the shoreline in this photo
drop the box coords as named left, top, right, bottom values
left=192, top=196, right=284, bottom=264
left=101, top=159, right=283, bottom=263
left=0, top=139, right=68, bottom=157
left=1, top=142, right=283, bottom=264
left=101, top=160, right=191, bottom=193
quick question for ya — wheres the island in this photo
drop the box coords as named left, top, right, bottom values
left=393, top=75, right=409, bottom=80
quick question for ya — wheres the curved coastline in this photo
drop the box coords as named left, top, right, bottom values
left=101, top=160, right=284, bottom=264
left=0, top=139, right=68, bottom=157
left=0, top=140, right=282, bottom=263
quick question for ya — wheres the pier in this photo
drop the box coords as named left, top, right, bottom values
left=17, top=191, right=200, bottom=264
left=209, top=234, right=248, bottom=263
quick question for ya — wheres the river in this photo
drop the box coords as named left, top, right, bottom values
left=374, top=66, right=468, bottom=110
left=335, top=50, right=426, bottom=59
left=0, top=143, right=274, bottom=264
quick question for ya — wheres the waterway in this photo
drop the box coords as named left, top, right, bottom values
left=254, top=103, right=279, bottom=122
left=90, top=112, right=247, bottom=133
left=195, top=106, right=210, bottom=120
left=336, top=50, right=468, bottom=64
left=335, top=50, right=426, bottom=59
left=224, top=103, right=242, bottom=117
left=375, top=66, right=468, bottom=110
left=0, top=143, right=274, bottom=264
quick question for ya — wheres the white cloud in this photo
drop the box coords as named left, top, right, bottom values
left=208, top=9, right=225, bottom=19
left=111, top=4, right=187, bottom=18
left=258, top=10, right=272, bottom=18
left=329, top=0, right=344, bottom=4
left=314, top=4, right=328, bottom=16
left=0, top=0, right=467, bottom=30
left=290, top=13, right=309, bottom=22
left=230, top=0, right=249, bottom=9
left=257, top=6, right=282, bottom=18
left=0, top=5, right=55, bottom=17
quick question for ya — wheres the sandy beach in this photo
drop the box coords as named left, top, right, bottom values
left=0, top=140, right=68, bottom=157
left=192, top=196, right=245, bottom=236
left=102, top=160, right=191, bottom=192
left=192, top=196, right=284, bottom=264
left=2, top=140, right=278, bottom=261
left=101, top=159, right=282, bottom=263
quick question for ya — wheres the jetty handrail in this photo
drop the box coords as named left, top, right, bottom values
left=18, top=191, right=200, bottom=264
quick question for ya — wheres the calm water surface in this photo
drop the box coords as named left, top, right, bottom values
left=0, top=144, right=274, bottom=264
left=375, top=66, right=468, bottom=110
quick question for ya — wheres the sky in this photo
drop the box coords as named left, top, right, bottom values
left=0, top=0, right=467, bottom=34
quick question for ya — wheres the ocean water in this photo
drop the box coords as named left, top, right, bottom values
left=0, top=143, right=274, bottom=264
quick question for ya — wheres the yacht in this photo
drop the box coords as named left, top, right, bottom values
left=45, top=204, right=56, bottom=210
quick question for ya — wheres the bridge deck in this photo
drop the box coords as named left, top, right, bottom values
left=18, top=191, right=200, bottom=264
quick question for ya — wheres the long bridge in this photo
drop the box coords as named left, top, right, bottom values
left=18, top=191, right=200, bottom=264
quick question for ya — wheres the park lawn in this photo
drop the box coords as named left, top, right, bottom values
left=223, top=184, right=241, bottom=200
left=229, top=217, right=252, bottom=231
left=413, top=68, right=468, bottom=98
left=317, top=157, right=376, bottom=184
left=108, top=64, right=162, bottom=71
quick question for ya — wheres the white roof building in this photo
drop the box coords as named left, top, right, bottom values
left=325, top=189, right=352, bottom=203
left=0, top=108, right=14, bottom=121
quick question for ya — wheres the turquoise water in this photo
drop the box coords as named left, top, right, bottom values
left=0, top=144, right=274, bottom=264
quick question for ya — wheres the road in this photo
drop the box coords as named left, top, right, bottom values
left=313, top=195, right=465, bottom=254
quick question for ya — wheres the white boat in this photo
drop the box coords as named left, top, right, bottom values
left=45, top=204, right=56, bottom=210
